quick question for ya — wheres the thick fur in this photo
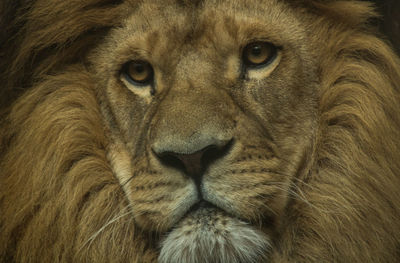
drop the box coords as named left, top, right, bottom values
left=1, top=0, right=400, bottom=262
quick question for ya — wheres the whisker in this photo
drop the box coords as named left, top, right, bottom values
left=79, top=205, right=133, bottom=252
left=270, top=183, right=332, bottom=214
left=122, top=170, right=140, bottom=187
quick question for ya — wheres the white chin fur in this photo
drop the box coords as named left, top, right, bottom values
left=158, top=206, right=271, bottom=263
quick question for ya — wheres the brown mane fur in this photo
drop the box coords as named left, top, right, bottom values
left=274, top=3, right=400, bottom=261
left=1, top=0, right=400, bottom=262
left=0, top=0, right=125, bottom=112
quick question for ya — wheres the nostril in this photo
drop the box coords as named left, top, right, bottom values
left=155, top=152, right=187, bottom=174
left=201, top=140, right=233, bottom=169
left=155, top=147, right=209, bottom=178
left=153, top=139, right=234, bottom=186
left=175, top=149, right=206, bottom=177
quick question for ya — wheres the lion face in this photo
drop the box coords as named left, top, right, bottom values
left=95, top=1, right=317, bottom=261
left=3, top=0, right=399, bottom=262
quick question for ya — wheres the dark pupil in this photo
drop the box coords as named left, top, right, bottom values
left=134, top=64, right=145, bottom=73
left=251, top=45, right=262, bottom=56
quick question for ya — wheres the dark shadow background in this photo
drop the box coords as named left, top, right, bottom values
left=373, top=0, right=400, bottom=54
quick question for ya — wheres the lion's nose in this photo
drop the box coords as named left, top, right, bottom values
left=153, top=139, right=232, bottom=188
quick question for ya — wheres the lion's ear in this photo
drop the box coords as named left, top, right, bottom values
left=0, top=0, right=126, bottom=111
left=292, top=0, right=378, bottom=27
left=176, top=0, right=203, bottom=7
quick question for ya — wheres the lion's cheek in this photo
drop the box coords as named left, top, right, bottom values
left=128, top=185, right=198, bottom=232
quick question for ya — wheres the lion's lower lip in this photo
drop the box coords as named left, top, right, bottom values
left=181, top=200, right=251, bottom=225
left=185, top=200, right=224, bottom=217
left=187, top=200, right=213, bottom=212
left=180, top=200, right=216, bottom=222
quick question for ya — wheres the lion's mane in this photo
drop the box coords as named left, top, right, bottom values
left=0, top=1, right=158, bottom=261
left=1, top=0, right=400, bottom=262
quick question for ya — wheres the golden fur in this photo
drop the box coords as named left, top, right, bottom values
left=1, top=0, right=400, bottom=262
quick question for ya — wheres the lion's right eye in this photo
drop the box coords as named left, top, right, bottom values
left=242, top=42, right=277, bottom=68
left=122, top=60, right=154, bottom=86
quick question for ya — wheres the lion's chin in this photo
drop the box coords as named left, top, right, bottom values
left=158, top=202, right=271, bottom=263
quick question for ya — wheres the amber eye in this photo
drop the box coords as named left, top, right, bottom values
left=242, top=42, right=277, bottom=67
left=122, top=60, right=154, bottom=85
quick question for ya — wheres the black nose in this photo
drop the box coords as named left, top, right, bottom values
left=154, top=140, right=232, bottom=188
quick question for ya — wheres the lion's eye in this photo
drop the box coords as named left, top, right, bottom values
left=122, top=60, right=154, bottom=85
left=242, top=42, right=277, bottom=67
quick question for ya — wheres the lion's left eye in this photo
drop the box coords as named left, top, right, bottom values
left=242, top=42, right=277, bottom=68
left=122, top=60, right=154, bottom=85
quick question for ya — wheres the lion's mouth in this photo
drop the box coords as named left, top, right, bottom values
left=184, top=200, right=231, bottom=220
left=177, top=200, right=253, bottom=231
left=158, top=200, right=271, bottom=263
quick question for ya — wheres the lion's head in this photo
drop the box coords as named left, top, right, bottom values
left=1, top=0, right=400, bottom=262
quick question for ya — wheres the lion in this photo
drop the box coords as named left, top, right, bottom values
left=1, top=0, right=400, bottom=262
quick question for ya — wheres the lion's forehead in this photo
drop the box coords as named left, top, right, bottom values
left=111, top=0, right=305, bottom=73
